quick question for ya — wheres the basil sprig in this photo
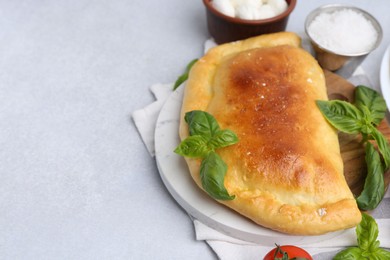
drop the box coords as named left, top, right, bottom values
left=333, top=213, right=390, bottom=259
left=172, top=59, right=198, bottom=90
left=175, top=110, right=238, bottom=200
left=316, top=85, right=389, bottom=210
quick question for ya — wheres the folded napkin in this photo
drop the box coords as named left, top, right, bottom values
left=132, top=39, right=390, bottom=259
left=132, top=83, right=173, bottom=157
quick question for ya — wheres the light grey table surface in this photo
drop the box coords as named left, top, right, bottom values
left=0, top=0, right=389, bottom=259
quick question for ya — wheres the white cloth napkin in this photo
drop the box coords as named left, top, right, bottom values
left=132, top=83, right=173, bottom=156
left=132, top=39, right=390, bottom=259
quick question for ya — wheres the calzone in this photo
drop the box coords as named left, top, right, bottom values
left=179, top=32, right=361, bottom=235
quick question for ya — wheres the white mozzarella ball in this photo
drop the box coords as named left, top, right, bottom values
left=235, top=0, right=263, bottom=19
left=236, top=5, right=257, bottom=19
left=244, top=0, right=263, bottom=7
left=267, top=0, right=287, bottom=15
left=256, top=4, right=276, bottom=19
left=230, top=0, right=245, bottom=8
left=212, top=0, right=235, bottom=17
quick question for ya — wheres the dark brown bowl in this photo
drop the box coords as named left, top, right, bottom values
left=203, top=0, right=297, bottom=44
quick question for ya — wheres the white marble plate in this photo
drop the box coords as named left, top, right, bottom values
left=154, top=87, right=346, bottom=245
left=380, top=45, right=390, bottom=111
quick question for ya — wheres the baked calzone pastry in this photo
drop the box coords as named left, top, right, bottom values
left=178, top=32, right=361, bottom=235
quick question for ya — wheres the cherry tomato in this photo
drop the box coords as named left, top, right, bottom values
left=263, top=244, right=313, bottom=260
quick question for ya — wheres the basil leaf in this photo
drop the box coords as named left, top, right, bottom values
left=357, top=213, right=379, bottom=252
left=356, top=142, right=385, bottom=210
left=173, top=59, right=198, bottom=90
left=333, top=247, right=365, bottom=260
left=174, top=135, right=210, bottom=158
left=185, top=110, right=220, bottom=139
left=372, top=249, right=390, bottom=259
left=200, top=151, right=235, bottom=200
left=355, top=85, right=387, bottom=126
left=370, top=127, right=390, bottom=170
left=209, top=129, right=238, bottom=149
left=316, top=100, right=364, bottom=134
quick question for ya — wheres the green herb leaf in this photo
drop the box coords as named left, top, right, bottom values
left=200, top=151, right=235, bottom=200
left=173, top=59, right=198, bottom=90
left=185, top=110, right=220, bottom=139
left=174, top=135, right=210, bottom=158
left=355, top=85, right=387, bottom=126
left=333, top=247, right=364, bottom=260
left=334, top=213, right=390, bottom=259
left=316, top=100, right=364, bottom=134
left=357, top=213, right=379, bottom=252
left=370, top=127, right=390, bottom=170
left=355, top=213, right=390, bottom=259
left=372, top=249, right=390, bottom=259
left=209, top=129, right=238, bottom=149
left=356, top=142, right=385, bottom=210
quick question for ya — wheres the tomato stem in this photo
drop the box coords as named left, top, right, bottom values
left=272, top=244, right=310, bottom=260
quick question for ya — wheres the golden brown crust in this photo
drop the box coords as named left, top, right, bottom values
left=179, top=32, right=361, bottom=235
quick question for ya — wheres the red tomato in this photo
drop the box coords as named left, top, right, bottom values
left=263, top=245, right=313, bottom=260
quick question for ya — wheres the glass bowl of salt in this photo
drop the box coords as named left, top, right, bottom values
left=305, top=4, right=382, bottom=78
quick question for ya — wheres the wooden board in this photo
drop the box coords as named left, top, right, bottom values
left=324, top=70, right=390, bottom=196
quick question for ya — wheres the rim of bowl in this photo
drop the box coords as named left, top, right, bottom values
left=203, top=0, right=297, bottom=25
left=305, top=4, right=383, bottom=57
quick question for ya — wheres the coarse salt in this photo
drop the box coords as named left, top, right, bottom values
left=307, top=9, right=378, bottom=54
